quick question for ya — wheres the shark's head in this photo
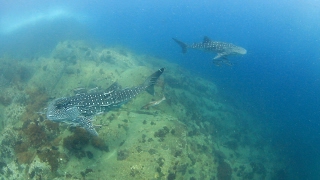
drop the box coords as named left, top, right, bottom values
left=233, top=46, right=247, bottom=55
left=46, top=98, right=80, bottom=122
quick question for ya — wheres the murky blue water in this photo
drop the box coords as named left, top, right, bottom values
left=1, top=1, right=320, bottom=179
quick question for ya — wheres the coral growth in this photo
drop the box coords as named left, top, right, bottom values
left=22, top=87, right=48, bottom=122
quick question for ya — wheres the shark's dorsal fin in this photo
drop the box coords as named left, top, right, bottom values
left=105, top=82, right=121, bottom=92
left=73, top=87, right=87, bottom=94
left=203, top=36, right=212, bottom=43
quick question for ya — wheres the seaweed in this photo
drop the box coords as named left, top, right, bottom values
left=1, top=61, right=33, bottom=84
left=157, top=157, right=165, bottom=167
left=44, top=120, right=60, bottom=140
left=63, top=127, right=90, bottom=158
left=130, top=167, right=140, bottom=177
left=29, top=170, right=36, bottom=179
left=174, top=150, right=182, bottom=157
left=176, top=163, right=188, bottom=175
left=188, top=154, right=196, bottom=165
left=86, top=151, right=94, bottom=159
left=37, top=148, right=66, bottom=172
left=136, top=146, right=143, bottom=153
left=14, top=141, right=29, bottom=153
left=118, top=49, right=128, bottom=57
left=62, top=127, right=111, bottom=158
left=272, top=169, right=287, bottom=180
left=22, top=87, right=48, bottom=122
left=0, top=96, right=12, bottom=106
left=217, top=161, right=232, bottom=180
left=81, top=168, right=93, bottom=178
left=17, top=66, right=33, bottom=82
left=91, top=137, right=109, bottom=152
left=0, top=162, right=7, bottom=175
left=213, top=150, right=226, bottom=163
left=44, top=120, right=59, bottom=132
left=118, top=123, right=129, bottom=131
left=117, top=149, right=129, bottom=161
left=24, top=123, right=48, bottom=148
left=167, top=172, right=176, bottom=180
left=224, top=140, right=239, bottom=151
left=140, top=134, right=146, bottom=143
left=154, top=158, right=166, bottom=178
left=119, top=140, right=125, bottom=146
left=154, top=126, right=170, bottom=141
left=100, top=55, right=115, bottom=63
left=148, top=148, right=157, bottom=155
left=251, top=162, right=266, bottom=174
left=16, top=151, right=34, bottom=164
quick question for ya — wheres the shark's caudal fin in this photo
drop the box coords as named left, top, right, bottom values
left=144, top=68, right=165, bottom=95
left=172, top=38, right=188, bottom=53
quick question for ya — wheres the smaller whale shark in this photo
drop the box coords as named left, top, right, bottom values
left=172, top=36, right=247, bottom=65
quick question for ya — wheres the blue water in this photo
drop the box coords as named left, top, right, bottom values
left=1, top=0, right=320, bottom=179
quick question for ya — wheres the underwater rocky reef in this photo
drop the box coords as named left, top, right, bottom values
left=0, top=40, right=286, bottom=179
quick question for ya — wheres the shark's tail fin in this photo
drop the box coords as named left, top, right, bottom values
left=172, top=38, right=188, bottom=53
left=144, top=68, right=165, bottom=95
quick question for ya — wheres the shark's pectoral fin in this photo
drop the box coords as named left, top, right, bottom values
left=77, top=116, right=98, bottom=136
left=212, top=60, right=221, bottom=66
left=224, top=60, right=234, bottom=66
left=214, top=53, right=228, bottom=60
left=214, top=54, right=222, bottom=59
left=212, top=58, right=234, bottom=66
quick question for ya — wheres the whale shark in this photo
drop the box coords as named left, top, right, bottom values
left=172, top=36, right=247, bottom=65
left=46, top=68, right=165, bottom=136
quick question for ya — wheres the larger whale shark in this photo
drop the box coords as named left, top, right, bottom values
left=46, top=68, right=164, bottom=136
left=173, top=36, right=247, bottom=65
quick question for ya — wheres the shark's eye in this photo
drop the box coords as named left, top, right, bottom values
left=55, top=103, right=64, bottom=109
left=55, top=100, right=71, bottom=109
